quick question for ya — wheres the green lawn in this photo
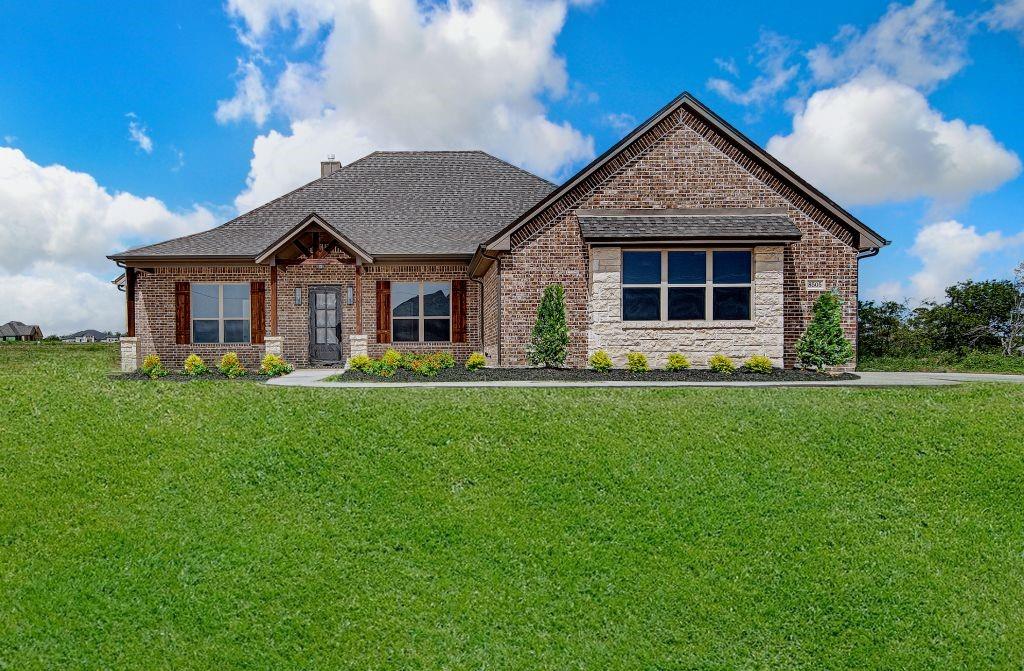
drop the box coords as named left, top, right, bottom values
left=3, top=343, right=1024, bottom=669
left=859, top=351, right=1024, bottom=374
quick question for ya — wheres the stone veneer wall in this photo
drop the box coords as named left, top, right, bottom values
left=588, top=246, right=784, bottom=367
left=497, top=107, right=860, bottom=369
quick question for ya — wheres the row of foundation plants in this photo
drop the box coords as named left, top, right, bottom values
left=347, top=349, right=458, bottom=378
left=587, top=350, right=777, bottom=374
left=136, top=352, right=294, bottom=379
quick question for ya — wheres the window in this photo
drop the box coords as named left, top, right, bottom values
left=392, top=281, right=451, bottom=342
left=621, top=250, right=751, bottom=321
left=192, top=283, right=251, bottom=343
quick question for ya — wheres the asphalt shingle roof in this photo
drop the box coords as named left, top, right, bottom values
left=0, top=321, right=40, bottom=337
left=114, top=151, right=556, bottom=259
left=576, top=209, right=803, bottom=242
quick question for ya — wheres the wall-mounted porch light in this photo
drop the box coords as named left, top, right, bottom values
left=294, top=287, right=302, bottom=306
left=347, top=286, right=354, bottom=305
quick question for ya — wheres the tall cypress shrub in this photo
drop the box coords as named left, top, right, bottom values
left=795, top=291, right=854, bottom=372
left=528, top=283, right=569, bottom=367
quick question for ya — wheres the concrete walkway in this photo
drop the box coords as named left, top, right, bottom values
left=266, top=369, right=1024, bottom=389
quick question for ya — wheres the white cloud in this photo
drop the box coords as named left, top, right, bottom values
left=0, top=263, right=124, bottom=336
left=706, top=30, right=800, bottom=106
left=601, top=112, right=635, bottom=133
left=766, top=76, right=1021, bottom=206
left=984, top=0, right=1024, bottom=42
left=224, top=0, right=594, bottom=212
left=807, top=0, right=968, bottom=90
left=126, top=113, right=154, bottom=153
left=216, top=59, right=272, bottom=126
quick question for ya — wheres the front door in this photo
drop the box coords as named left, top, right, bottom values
left=309, top=285, right=343, bottom=362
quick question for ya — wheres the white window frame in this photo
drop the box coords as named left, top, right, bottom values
left=391, top=281, right=452, bottom=342
left=191, top=282, right=251, bottom=344
left=620, top=249, right=754, bottom=322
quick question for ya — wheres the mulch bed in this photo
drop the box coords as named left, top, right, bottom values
left=113, top=372, right=274, bottom=383
left=332, top=367, right=859, bottom=383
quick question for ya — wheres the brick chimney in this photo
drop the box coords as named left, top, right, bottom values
left=321, top=154, right=342, bottom=177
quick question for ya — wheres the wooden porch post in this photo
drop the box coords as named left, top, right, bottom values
left=269, top=264, right=278, bottom=336
left=126, top=268, right=136, bottom=337
left=354, top=264, right=363, bottom=335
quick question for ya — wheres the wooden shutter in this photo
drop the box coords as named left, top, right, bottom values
left=251, top=281, right=266, bottom=344
left=174, top=282, right=190, bottom=344
left=451, top=279, right=468, bottom=343
left=376, top=280, right=391, bottom=343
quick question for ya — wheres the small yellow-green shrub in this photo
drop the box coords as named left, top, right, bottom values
left=626, top=352, right=649, bottom=373
left=347, top=354, right=373, bottom=372
left=140, top=353, right=167, bottom=379
left=589, top=350, right=613, bottom=372
left=381, top=348, right=403, bottom=367
left=466, top=352, right=487, bottom=371
left=665, top=353, right=691, bottom=371
left=743, top=355, right=773, bottom=374
left=708, top=354, right=736, bottom=374
left=218, top=352, right=246, bottom=378
left=260, top=353, right=293, bottom=377
left=183, top=354, right=209, bottom=376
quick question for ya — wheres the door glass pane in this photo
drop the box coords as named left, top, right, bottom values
left=424, top=318, right=449, bottom=342
left=622, top=252, right=661, bottom=284
left=668, top=251, right=706, bottom=284
left=326, top=292, right=336, bottom=308
left=193, top=319, right=219, bottom=343
left=713, top=287, right=751, bottom=320
left=668, top=287, right=706, bottom=320
left=622, top=288, right=660, bottom=320
left=191, top=284, right=219, bottom=319
left=224, top=319, right=250, bottom=343
left=392, top=283, right=420, bottom=317
left=326, top=325, right=338, bottom=344
left=326, top=309, right=336, bottom=327
left=223, top=284, right=250, bottom=318
left=713, top=251, right=751, bottom=284
left=316, top=327, right=327, bottom=344
left=423, top=283, right=451, bottom=316
left=393, top=319, right=418, bottom=342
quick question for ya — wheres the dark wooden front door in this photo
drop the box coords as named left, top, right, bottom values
left=309, top=286, right=343, bottom=362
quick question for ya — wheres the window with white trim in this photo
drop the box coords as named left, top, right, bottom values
left=392, top=281, right=451, bottom=342
left=192, top=283, right=251, bottom=343
left=621, top=250, right=752, bottom=321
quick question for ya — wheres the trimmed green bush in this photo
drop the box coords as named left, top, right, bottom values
left=381, top=348, right=403, bottom=368
left=626, top=352, right=649, bottom=373
left=140, top=353, right=167, bottom=379
left=347, top=354, right=373, bottom=372
left=743, top=355, right=773, bottom=374
left=428, top=352, right=456, bottom=370
left=260, top=353, right=293, bottom=377
left=183, top=354, right=209, bottom=376
left=665, top=353, right=691, bottom=371
left=528, top=284, right=569, bottom=367
left=796, top=291, right=854, bottom=372
left=708, top=354, right=736, bottom=374
left=466, top=352, right=487, bottom=371
left=589, top=349, right=613, bottom=372
left=218, top=352, right=246, bottom=378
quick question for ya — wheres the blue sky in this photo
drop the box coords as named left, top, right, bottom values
left=0, top=0, right=1021, bottom=334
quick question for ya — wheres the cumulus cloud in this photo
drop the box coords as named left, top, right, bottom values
left=766, top=76, right=1021, bottom=206
left=601, top=112, right=636, bottom=133
left=983, top=0, right=1024, bottom=42
left=807, top=0, right=968, bottom=90
left=706, top=30, right=801, bottom=107
left=871, top=220, right=1024, bottom=302
left=216, top=59, right=272, bottom=126
left=222, top=0, right=594, bottom=212
left=0, top=263, right=124, bottom=336
left=126, top=113, right=154, bottom=153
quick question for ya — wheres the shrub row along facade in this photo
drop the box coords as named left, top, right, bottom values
left=109, top=92, right=887, bottom=372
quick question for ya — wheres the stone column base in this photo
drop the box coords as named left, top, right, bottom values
left=349, top=334, right=368, bottom=359
left=120, top=337, right=138, bottom=373
left=265, top=335, right=284, bottom=357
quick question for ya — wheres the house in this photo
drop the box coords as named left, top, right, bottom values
left=61, top=329, right=113, bottom=343
left=108, top=92, right=887, bottom=373
left=0, top=321, right=43, bottom=341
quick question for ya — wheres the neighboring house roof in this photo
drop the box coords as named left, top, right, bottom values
left=64, top=329, right=109, bottom=340
left=110, top=151, right=555, bottom=261
left=577, top=209, right=803, bottom=243
left=1, top=321, right=42, bottom=337
left=484, top=92, right=888, bottom=253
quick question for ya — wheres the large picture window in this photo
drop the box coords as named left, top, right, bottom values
left=392, top=281, right=451, bottom=342
left=192, top=283, right=251, bottom=343
left=622, top=250, right=752, bottom=322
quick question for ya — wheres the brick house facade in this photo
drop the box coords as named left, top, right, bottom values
left=110, top=92, right=885, bottom=373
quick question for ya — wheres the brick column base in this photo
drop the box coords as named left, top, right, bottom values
left=349, top=334, right=368, bottom=359
left=265, top=336, right=284, bottom=358
left=120, top=337, right=138, bottom=373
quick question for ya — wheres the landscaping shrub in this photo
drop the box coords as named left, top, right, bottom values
left=183, top=354, right=209, bottom=376
left=528, top=283, right=569, bottom=367
left=218, top=352, right=247, bottom=378
left=665, top=353, right=691, bottom=371
left=260, top=353, right=293, bottom=377
left=428, top=352, right=455, bottom=369
left=347, top=354, right=373, bottom=372
left=589, top=349, right=613, bottom=372
left=708, top=354, right=736, bottom=374
left=743, top=355, right=773, bottom=374
left=140, top=353, right=167, bottom=379
left=466, top=352, right=487, bottom=371
left=796, top=291, right=854, bottom=372
left=625, top=352, right=649, bottom=373
left=381, top=348, right=403, bottom=368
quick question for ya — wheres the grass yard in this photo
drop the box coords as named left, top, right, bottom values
left=3, top=343, right=1024, bottom=669
left=858, top=351, right=1024, bottom=374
